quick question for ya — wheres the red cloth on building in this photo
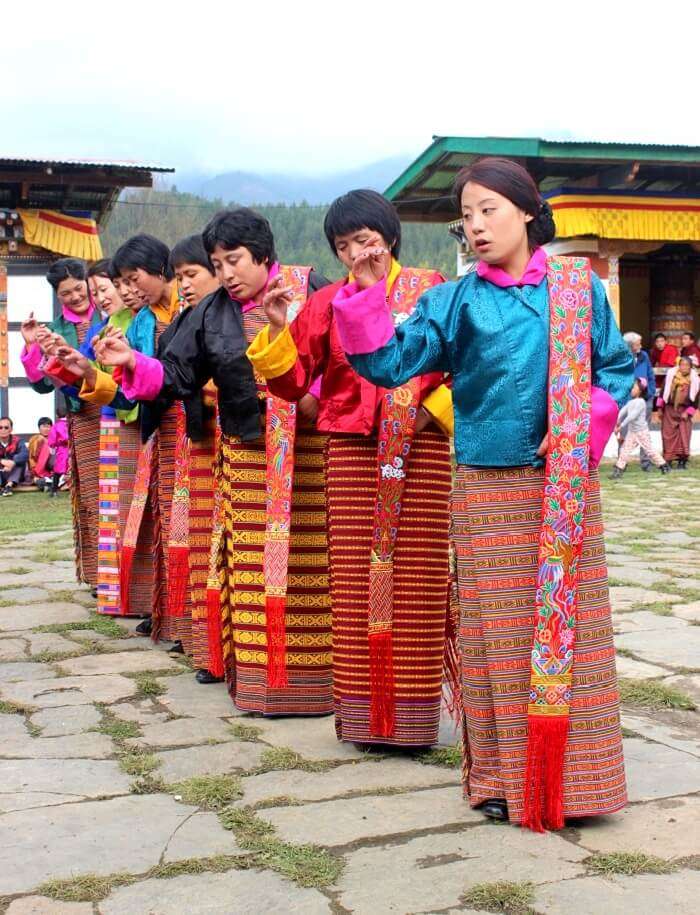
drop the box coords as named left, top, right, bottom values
left=266, top=277, right=445, bottom=433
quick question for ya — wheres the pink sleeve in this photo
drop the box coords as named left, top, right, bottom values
left=118, top=351, right=164, bottom=401
left=685, top=406, right=696, bottom=417
left=332, top=279, right=395, bottom=355
left=590, top=386, right=619, bottom=469
left=308, top=376, right=322, bottom=399
left=21, top=343, right=45, bottom=383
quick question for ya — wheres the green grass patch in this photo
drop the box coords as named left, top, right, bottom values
left=219, top=805, right=342, bottom=888
left=0, top=699, right=33, bottom=715
left=148, top=855, right=245, bottom=879
left=256, top=746, right=332, bottom=774
left=619, top=678, right=697, bottom=711
left=229, top=722, right=263, bottom=742
left=607, top=577, right=630, bottom=588
left=36, top=873, right=135, bottom=902
left=584, top=851, right=675, bottom=877
left=0, top=491, right=72, bottom=534
left=118, top=748, right=161, bottom=778
left=34, top=612, right=128, bottom=638
left=31, top=544, right=74, bottom=563
left=6, top=566, right=30, bottom=575
left=95, top=716, right=141, bottom=741
left=416, top=745, right=461, bottom=768
left=461, top=880, right=535, bottom=914
left=252, top=795, right=305, bottom=810
left=32, top=648, right=86, bottom=663
left=131, top=773, right=167, bottom=794
left=652, top=581, right=700, bottom=602
left=133, top=674, right=168, bottom=698
left=170, top=774, right=242, bottom=810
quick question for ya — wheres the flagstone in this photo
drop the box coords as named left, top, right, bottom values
left=58, top=650, right=182, bottom=676
left=0, top=638, right=26, bottom=661
left=623, top=737, right=700, bottom=801
left=25, top=633, right=78, bottom=656
left=621, top=713, right=700, bottom=757
left=533, top=871, right=700, bottom=915
left=0, top=793, right=89, bottom=813
left=125, top=717, right=238, bottom=749
left=0, top=732, right=113, bottom=760
left=158, top=741, right=265, bottom=781
left=662, top=674, right=700, bottom=705
left=30, top=705, right=101, bottom=736
left=576, top=795, right=700, bottom=857
left=0, top=674, right=137, bottom=707
left=0, top=603, right=89, bottom=632
left=6, top=896, right=92, bottom=914
left=0, top=757, right=130, bottom=797
left=258, top=786, right=480, bottom=846
left=159, top=673, right=245, bottom=718
left=616, top=618, right=700, bottom=669
left=0, top=587, right=50, bottom=603
left=609, top=587, right=682, bottom=613
left=162, top=811, right=241, bottom=861
left=0, top=662, right=57, bottom=683
left=1, top=713, right=29, bottom=737
left=606, top=567, right=672, bottom=588
left=100, top=870, right=332, bottom=915
left=250, top=716, right=370, bottom=761
left=614, top=655, right=667, bottom=679
left=670, top=601, right=700, bottom=623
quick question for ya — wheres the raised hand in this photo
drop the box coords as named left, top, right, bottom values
left=20, top=312, right=40, bottom=346
left=352, top=233, right=389, bottom=290
left=263, top=274, right=295, bottom=340
left=54, top=345, right=91, bottom=378
left=94, top=332, right=135, bottom=370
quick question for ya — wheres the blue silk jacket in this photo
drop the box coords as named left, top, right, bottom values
left=348, top=270, right=633, bottom=467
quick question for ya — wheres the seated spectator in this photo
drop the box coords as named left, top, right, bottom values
left=650, top=332, right=679, bottom=368
left=612, top=381, right=670, bottom=479
left=680, top=331, right=700, bottom=368
left=623, top=331, right=656, bottom=470
left=0, top=418, right=29, bottom=496
left=27, top=416, right=53, bottom=489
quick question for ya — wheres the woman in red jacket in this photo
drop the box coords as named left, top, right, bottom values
left=248, top=190, right=455, bottom=748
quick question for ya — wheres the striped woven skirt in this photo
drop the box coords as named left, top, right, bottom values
left=187, top=415, right=217, bottom=667
left=326, top=430, right=452, bottom=745
left=68, top=405, right=101, bottom=588
left=217, top=430, right=333, bottom=715
left=150, top=404, right=179, bottom=641
left=96, top=417, right=155, bottom=616
left=452, top=465, right=627, bottom=824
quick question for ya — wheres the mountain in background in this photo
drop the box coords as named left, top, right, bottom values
left=170, top=155, right=413, bottom=205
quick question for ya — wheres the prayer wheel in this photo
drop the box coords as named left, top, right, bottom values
left=650, top=258, right=694, bottom=348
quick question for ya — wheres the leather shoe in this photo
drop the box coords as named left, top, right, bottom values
left=196, top=669, right=224, bottom=684
left=479, top=799, right=509, bottom=821
left=135, top=618, right=152, bottom=636
left=168, top=640, right=185, bottom=655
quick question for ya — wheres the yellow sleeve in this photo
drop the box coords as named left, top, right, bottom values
left=80, top=368, right=118, bottom=406
left=246, top=324, right=299, bottom=380
left=422, top=383, right=454, bottom=437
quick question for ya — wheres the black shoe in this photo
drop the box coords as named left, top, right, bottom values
left=610, top=466, right=624, bottom=480
left=640, top=464, right=651, bottom=472
left=90, top=587, right=98, bottom=599
left=196, top=668, right=224, bottom=684
left=478, top=799, right=509, bottom=821
left=135, top=618, right=152, bottom=636
left=168, top=640, right=185, bottom=655
left=677, top=459, right=688, bottom=470
left=659, top=463, right=672, bottom=475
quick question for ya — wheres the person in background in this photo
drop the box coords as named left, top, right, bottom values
left=658, top=355, right=699, bottom=469
left=46, top=412, right=70, bottom=496
left=27, top=416, right=53, bottom=489
left=0, top=417, right=28, bottom=496
left=680, top=331, right=700, bottom=368
left=611, top=380, right=670, bottom=479
left=623, top=331, right=656, bottom=470
left=650, top=332, right=678, bottom=369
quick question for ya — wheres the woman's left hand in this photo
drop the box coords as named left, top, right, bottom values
left=536, top=433, right=549, bottom=457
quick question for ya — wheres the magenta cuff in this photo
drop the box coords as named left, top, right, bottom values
left=121, top=351, right=164, bottom=401
left=21, top=343, right=45, bottom=383
left=590, top=386, right=619, bottom=469
left=332, top=279, right=395, bottom=355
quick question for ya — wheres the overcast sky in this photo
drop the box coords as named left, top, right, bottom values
left=5, top=0, right=698, bottom=179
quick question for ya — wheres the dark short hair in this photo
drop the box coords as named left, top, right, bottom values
left=169, top=234, right=215, bottom=275
left=38, top=417, right=53, bottom=427
left=0, top=416, right=12, bottom=427
left=87, top=258, right=112, bottom=279
left=682, top=331, right=697, bottom=341
left=453, top=157, right=556, bottom=247
left=112, top=234, right=173, bottom=280
left=46, top=258, right=87, bottom=291
left=324, top=189, right=401, bottom=257
left=202, top=208, right=276, bottom=265
left=654, top=333, right=667, bottom=341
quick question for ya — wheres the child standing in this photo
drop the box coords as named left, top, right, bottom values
left=47, top=414, right=69, bottom=496
left=612, top=381, right=670, bottom=479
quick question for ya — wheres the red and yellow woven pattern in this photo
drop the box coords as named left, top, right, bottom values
left=327, top=430, right=451, bottom=745
left=117, top=421, right=155, bottom=616
left=96, top=417, right=121, bottom=615
left=150, top=402, right=179, bottom=642
left=452, top=465, right=627, bottom=825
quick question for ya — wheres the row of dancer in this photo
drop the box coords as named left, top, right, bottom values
left=22, top=156, right=634, bottom=832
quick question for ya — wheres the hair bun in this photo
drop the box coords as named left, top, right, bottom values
left=529, top=199, right=556, bottom=246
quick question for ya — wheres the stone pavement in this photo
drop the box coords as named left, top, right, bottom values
left=1, top=465, right=699, bottom=914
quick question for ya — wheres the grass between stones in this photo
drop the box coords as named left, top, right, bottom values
left=37, top=873, right=136, bottom=902
left=255, top=746, right=333, bottom=774
left=252, top=795, right=305, bottom=810
left=461, top=880, right=535, bottom=914
left=218, top=805, right=343, bottom=888
left=229, top=722, right=263, bottom=742
left=6, top=566, right=30, bottom=575
left=119, top=748, right=161, bottom=778
left=34, top=612, right=128, bottom=639
left=618, top=678, right=697, bottom=711
left=416, top=745, right=461, bottom=768
left=132, top=675, right=169, bottom=699
left=169, top=775, right=242, bottom=810
left=0, top=699, right=33, bottom=715
left=148, top=855, right=247, bottom=879
left=584, top=851, right=675, bottom=877
left=94, top=712, right=142, bottom=741
left=30, top=544, right=74, bottom=564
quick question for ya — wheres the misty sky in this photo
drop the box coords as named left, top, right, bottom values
left=5, top=0, right=699, bottom=180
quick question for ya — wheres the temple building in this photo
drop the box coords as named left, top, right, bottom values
left=385, top=137, right=700, bottom=344
left=0, top=157, right=172, bottom=434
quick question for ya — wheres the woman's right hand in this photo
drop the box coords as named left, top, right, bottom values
left=20, top=312, right=40, bottom=346
left=94, top=328, right=136, bottom=371
left=263, top=274, right=295, bottom=341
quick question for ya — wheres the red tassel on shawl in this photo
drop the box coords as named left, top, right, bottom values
left=205, top=587, right=225, bottom=679
left=369, top=630, right=396, bottom=738
left=119, top=546, right=135, bottom=616
left=167, top=545, right=189, bottom=622
left=266, top=595, right=289, bottom=688
left=521, top=715, right=569, bottom=833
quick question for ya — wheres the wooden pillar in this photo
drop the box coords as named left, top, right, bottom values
left=607, top=255, right=620, bottom=325
left=650, top=260, right=694, bottom=349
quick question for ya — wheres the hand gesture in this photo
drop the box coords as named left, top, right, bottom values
left=42, top=332, right=68, bottom=357
left=297, top=393, right=319, bottom=424
left=263, top=274, right=295, bottom=336
left=54, top=346, right=91, bottom=379
left=94, top=328, right=135, bottom=370
left=352, top=233, right=389, bottom=290
left=20, top=312, right=40, bottom=346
